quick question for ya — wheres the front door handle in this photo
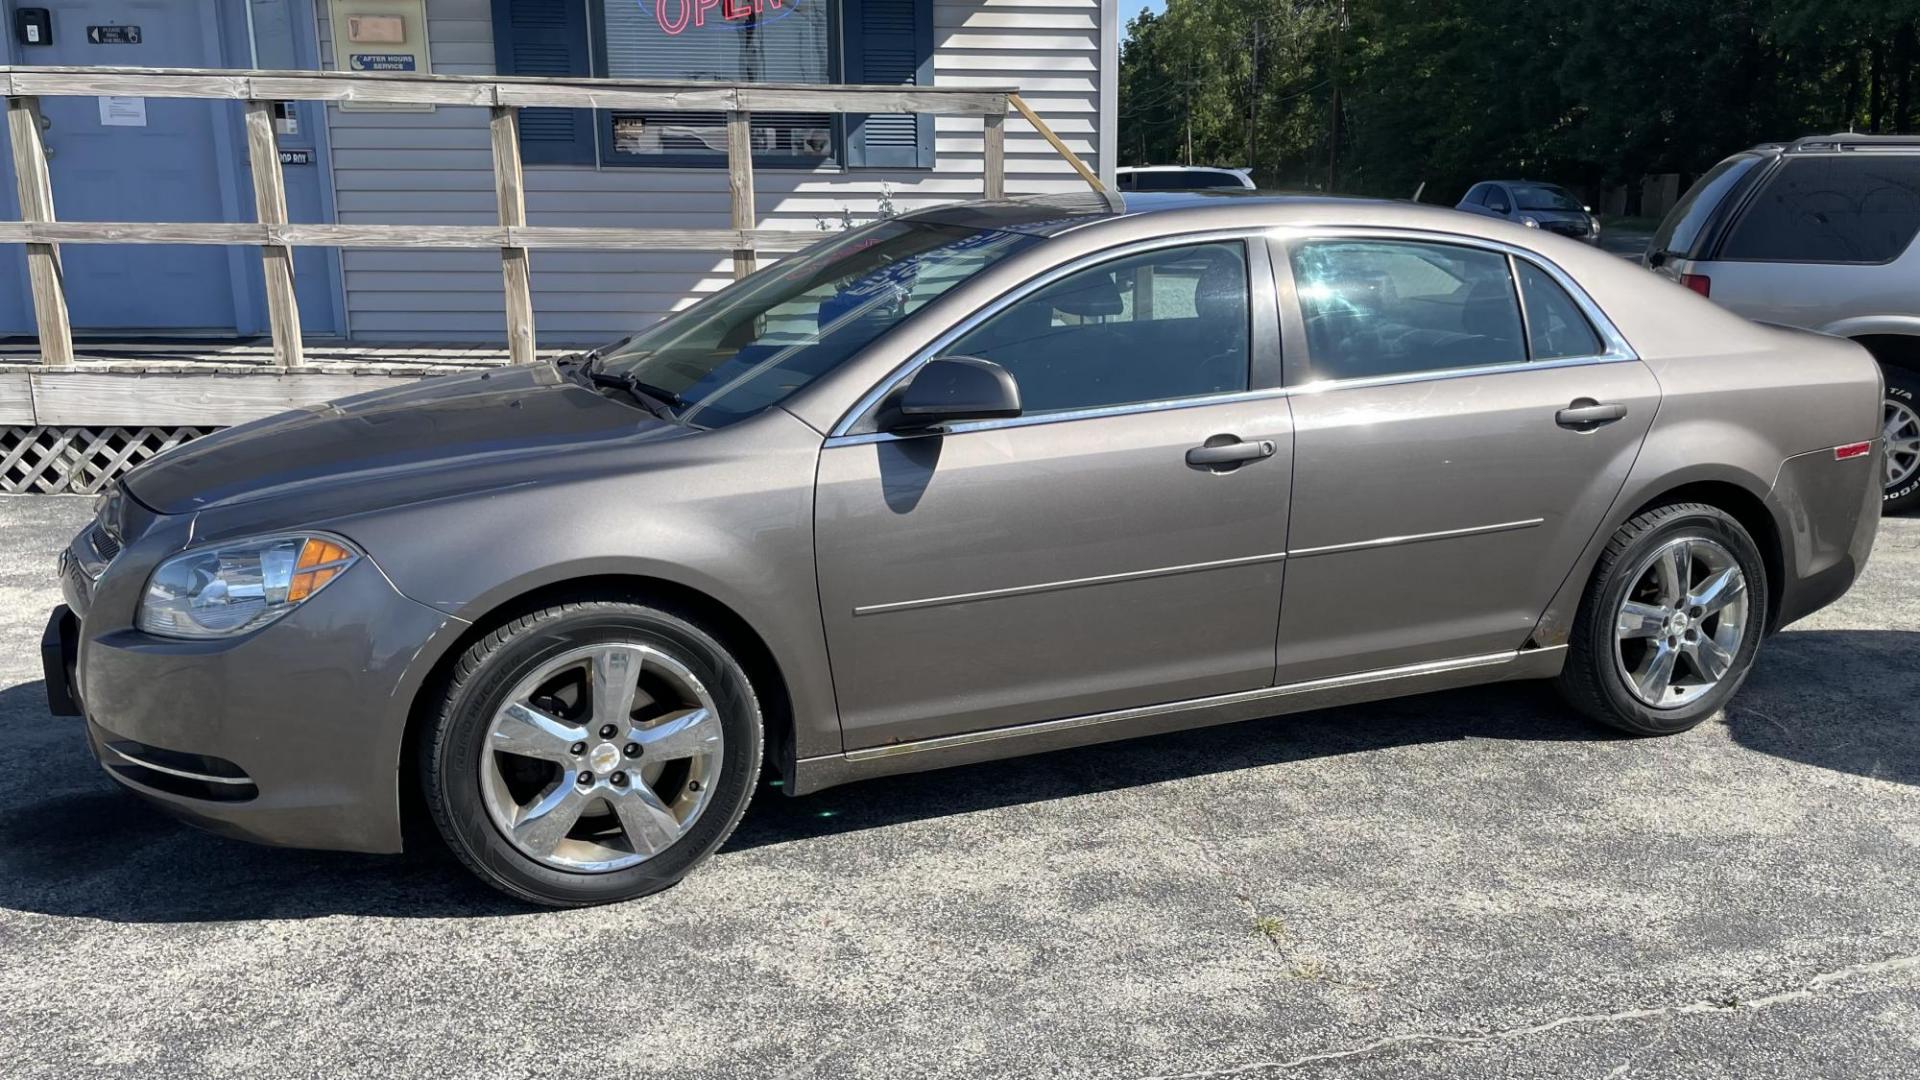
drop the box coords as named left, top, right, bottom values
left=1186, top=437, right=1276, bottom=468
left=1556, top=400, right=1628, bottom=430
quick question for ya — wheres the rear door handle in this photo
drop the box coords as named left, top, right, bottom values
left=1186, top=437, right=1276, bottom=468
left=1556, top=400, right=1628, bottom=430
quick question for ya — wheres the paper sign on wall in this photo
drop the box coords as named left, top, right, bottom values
left=98, top=96, right=147, bottom=127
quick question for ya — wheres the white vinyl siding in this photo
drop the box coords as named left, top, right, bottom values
left=317, top=0, right=1112, bottom=344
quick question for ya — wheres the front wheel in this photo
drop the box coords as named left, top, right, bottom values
left=422, top=601, right=763, bottom=907
left=1556, top=503, right=1769, bottom=735
left=1884, top=367, right=1920, bottom=514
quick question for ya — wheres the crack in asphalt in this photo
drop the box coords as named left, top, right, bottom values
left=1131, top=952, right=1920, bottom=1079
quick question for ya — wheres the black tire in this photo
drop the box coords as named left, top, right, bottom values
left=1884, top=366, right=1920, bottom=515
left=1556, top=502, right=1769, bottom=736
left=422, top=601, right=763, bottom=907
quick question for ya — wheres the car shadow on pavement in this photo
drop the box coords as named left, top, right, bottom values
left=1721, top=629, right=1920, bottom=787
left=0, top=628, right=1909, bottom=922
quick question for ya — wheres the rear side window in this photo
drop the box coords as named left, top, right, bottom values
left=1516, top=261, right=1603, bottom=360
left=1651, top=153, right=1764, bottom=260
left=1718, top=156, right=1920, bottom=264
left=1290, top=239, right=1527, bottom=381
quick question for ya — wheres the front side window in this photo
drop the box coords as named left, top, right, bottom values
left=1290, top=239, right=1526, bottom=381
left=1485, top=187, right=1511, bottom=213
left=1719, top=155, right=1920, bottom=264
left=590, top=219, right=1039, bottom=427
left=944, top=242, right=1252, bottom=415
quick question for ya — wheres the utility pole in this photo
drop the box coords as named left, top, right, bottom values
left=1247, top=19, right=1263, bottom=177
left=1185, top=56, right=1194, bottom=165
left=1327, top=0, right=1346, bottom=191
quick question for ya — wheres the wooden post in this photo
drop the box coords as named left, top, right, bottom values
left=6, top=96, right=73, bottom=367
left=982, top=109, right=1005, bottom=200
left=726, top=110, right=756, bottom=280
left=243, top=100, right=304, bottom=368
left=489, top=105, right=536, bottom=364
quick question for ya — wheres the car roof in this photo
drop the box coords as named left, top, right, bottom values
left=1750, top=133, right=1920, bottom=155
left=904, top=190, right=1565, bottom=241
left=1116, top=165, right=1248, bottom=174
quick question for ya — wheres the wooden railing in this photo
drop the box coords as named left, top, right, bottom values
left=0, top=66, right=1106, bottom=370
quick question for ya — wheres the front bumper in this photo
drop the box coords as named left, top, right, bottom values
left=58, top=554, right=459, bottom=855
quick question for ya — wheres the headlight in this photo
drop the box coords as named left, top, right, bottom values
left=1520, top=215, right=1541, bottom=228
left=137, top=534, right=360, bottom=639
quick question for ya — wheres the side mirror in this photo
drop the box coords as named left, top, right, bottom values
left=886, top=356, right=1022, bottom=430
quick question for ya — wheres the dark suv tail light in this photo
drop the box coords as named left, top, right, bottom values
left=1679, top=273, right=1712, bottom=297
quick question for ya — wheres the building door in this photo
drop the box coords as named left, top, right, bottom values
left=11, top=0, right=242, bottom=332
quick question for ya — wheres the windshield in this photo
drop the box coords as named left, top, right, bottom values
left=1510, top=183, right=1582, bottom=212
left=588, top=219, right=1041, bottom=427
left=1649, top=153, right=1765, bottom=261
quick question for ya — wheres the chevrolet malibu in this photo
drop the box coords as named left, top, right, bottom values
left=45, top=193, right=1883, bottom=907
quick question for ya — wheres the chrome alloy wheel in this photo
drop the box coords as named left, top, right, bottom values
left=479, top=643, right=723, bottom=872
left=1612, top=536, right=1750, bottom=710
left=1886, top=397, right=1920, bottom=491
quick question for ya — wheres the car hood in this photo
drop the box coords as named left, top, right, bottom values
left=123, top=363, right=685, bottom=517
left=1520, top=208, right=1591, bottom=226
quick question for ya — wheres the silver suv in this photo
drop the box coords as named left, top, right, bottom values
left=1645, top=134, right=1920, bottom=512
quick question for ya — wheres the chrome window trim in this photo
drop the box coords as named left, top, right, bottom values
left=1272, top=225, right=1638, bottom=370
left=827, top=228, right=1270, bottom=439
left=824, top=385, right=1295, bottom=446
left=823, top=224, right=1641, bottom=448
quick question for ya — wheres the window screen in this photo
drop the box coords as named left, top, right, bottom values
left=1516, top=261, right=1603, bottom=360
left=1720, top=156, right=1920, bottom=264
left=601, top=0, right=835, bottom=163
left=1291, top=239, right=1526, bottom=381
left=947, top=242, right=1251, bottom=414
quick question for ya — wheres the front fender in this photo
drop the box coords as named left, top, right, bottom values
left=319, top=407, right=843, bottom=762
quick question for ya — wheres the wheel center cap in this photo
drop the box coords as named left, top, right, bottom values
left=589, top=743, right=622, bottom=776
left=1671, top=611, right=1691, bottom=632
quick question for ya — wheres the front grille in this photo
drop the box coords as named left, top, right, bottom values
left=86, top=522, right=121, bottom=561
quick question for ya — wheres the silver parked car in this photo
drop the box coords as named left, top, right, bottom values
left=1645, top=134, right=1920, bottom=511
left=45, top=193, right=1883, bottom=907
left=1457, top=179, right=1602, bottom=243
left=1116, top=165, right=1257, bottom=191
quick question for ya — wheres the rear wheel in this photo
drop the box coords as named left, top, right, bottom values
left=1884, top=366, right=1920, bottom=514
left=422, top=601, right=762, bottom=907
left=1557, top=503, right=1768, bottom=735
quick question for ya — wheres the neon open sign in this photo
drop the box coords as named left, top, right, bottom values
left=641, top=0, right=807, bottom=35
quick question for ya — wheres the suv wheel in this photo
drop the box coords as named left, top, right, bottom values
left=1885, top=367, right=1920, bottom=514
left=1557, top=503, right=1768, bottom=736
left=422, top=601, right=763, bottom=907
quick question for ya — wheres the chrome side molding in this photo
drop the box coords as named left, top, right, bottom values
left=791, top=645, right=1570, bottom=794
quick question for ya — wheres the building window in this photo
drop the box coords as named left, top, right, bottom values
left=492, top=0, right=934, bottom=169
left=600, top=0, right=835, bottom=166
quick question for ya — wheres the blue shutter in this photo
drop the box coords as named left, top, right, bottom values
left=491, top=0, right=595, bottom=165
left=843, top=0, right=934, bottom=168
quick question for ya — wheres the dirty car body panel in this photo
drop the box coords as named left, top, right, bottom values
left=46, top=192, right=1884, bottom=856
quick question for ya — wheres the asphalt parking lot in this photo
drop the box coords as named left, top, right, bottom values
left=1, top=495, right=1916, bottom=1079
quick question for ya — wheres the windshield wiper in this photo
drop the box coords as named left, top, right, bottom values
left=577, top=354, right=684, bottom=422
